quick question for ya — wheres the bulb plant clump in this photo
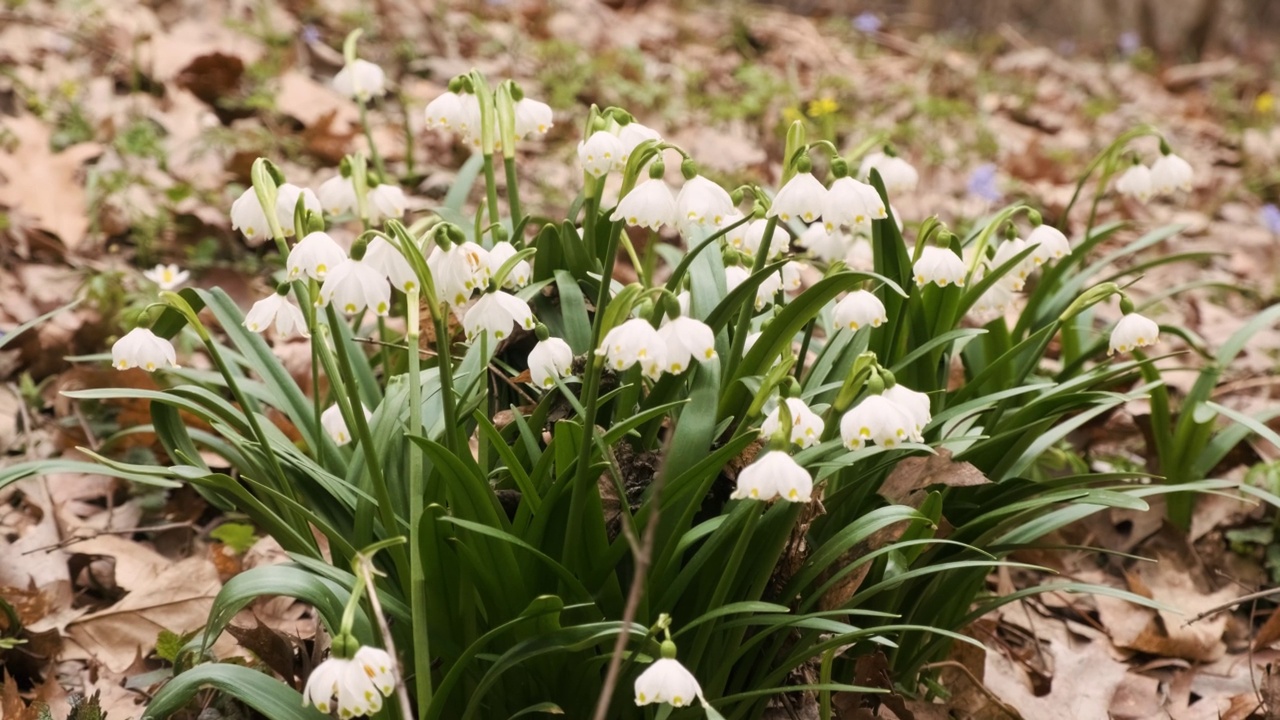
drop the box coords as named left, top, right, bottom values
left=13, top=29, right=1278, bottom=720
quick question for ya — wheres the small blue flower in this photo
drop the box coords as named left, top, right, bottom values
left=1262, top=204, right=1280, bottom=235
left=853, top=12, right=882, bottom=34
left=1118, top=31, right=1141, bottom=57
left=967, top=163, right=1001, bottom=203
left=301, top=25, right=321, bottom=46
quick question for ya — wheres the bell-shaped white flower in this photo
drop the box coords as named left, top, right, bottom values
left=319, top=258, right=392, bottom=316
left=724, top=265, right=781, bottom=310
left=761, top=397, right=825, bottom=448
left=597, top=318, right=666, bottom=380
left=822, top=177, right=887, bottom=233
left=730, top=450, right=813, bottom=502
left=845, top=237, right=875, bottom=271
left=634, top=657, right=704, bottom=708
left=1108, top=312, right=1160, bottom=355
left=1115, top=164, right=1153, bottom=202
left=989, top=238, right=1034, bottom=291
left=143, top=263, right=189, bottom=290
left=840, top=394, right=914, bottom=449
left=883, top=383, right=931, bottom=442
left=617, top=122, right=663, bottom=160
left=913, top=246, right=966, bottom=288
left=743, top=219, right=790, bottom=259
left=288, top=231, right=347, bottom=281
left=462, top=291, right=535, bottom=342
left=333, top=59, right=386, bottom=101
left=364, top=237, right=418, bottom=292
left=611, top=179, right=677, bottom=230
left=427, top=243, right=484, bottom=305
left=968, top=280, right=1014, bottom=324
left=111, top=328, right=177, bottom=372
left=486, top=241, right=531, bottom=289
left=578, top=131, right=625, bottom=177
left=799, top=223, right=852, bottom=262
left=781, top=261, right=805, bottom=292
left=368, top=184, right=407, bottom=224
left=676, top=176, right=735, bottom=230
left=318, top=175, right=359, bottom=216
left=657, top=316, right=716, bottom=373
left=461, top=242, right=492, bottom=288
left=1150, top=152, right=1192, bottom=195
left=457, top=93, right=483, bottom=144
left=833, top=290, right=887, bottom=331
left=244, top=293, right=310, bottom=338
left=230, top=187, right=271, bottom=241
left=320, top=404, right=371, bottom=446
left=768, top=172, right=826, bottom=223
left=722, top=212, right=749, bottom=250
left=274, top=184, right=321, bottom=236
left=528, top=337, right=574, bottom=388
left=514, top=97, right=553, bottom=138
left=424, top=91, right=466, bottom=131
left=353, top=646, right=397, bottom=697
left=1026, top=224, right=1071, bottom=265
left=301, top=650, right=393, bottom=717
left=859, top=152, right=919, bottom=194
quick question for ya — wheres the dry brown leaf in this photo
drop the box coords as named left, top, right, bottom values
left=877, top=449, right=989, bottom=507
left=0, top=116, right=102, bottom=253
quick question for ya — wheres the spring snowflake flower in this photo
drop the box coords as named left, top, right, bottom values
left=514, top=97, right=553, bottom=138
left=367, top=183, right=407, bottom=224
left=731, top=450, right=813, bottom=502
left=111, top=328, right=177, bottom=372
left=724, top=265, right=781, bottom=310
left=799, top=223, right=852, bottom=262
left=462, top=292, right=535, bottom=342
left=578, top=131, right=625, bottom=177
left=288, top=231, right=347, bottom=281
left=486, top=241, right=531, bottom=289
left=634, top=657, right=704, bottom=708
left=424, top=91, right=465, bottom=130
left=1108, top=312, right=1160, bottom=355
left=657, top=316, right=716, bottom=374
left=833, top=290, right=887, bottom=331
left=332, top=59, right=386, bottom=101
left=840, top=394, right=914, bottom=449
left=319, top=258, right=392, bottom=316
left=913, top=246, right=966, bottom=288
left=612, top=179, right=677, bottom=230
left=143, top=263, right=189, bottom=290
left=244, top=293, right=309, bottom=337
left=743, top=219, right=790, bottom=259
left=1150, top=152, right=1193, bottom=195
left=364, top=237, right=418, bottom=292
left=722, top=212, right=749, bottom=250
left=230, top=187, right=270, bottom=241
left=968, top=280, right=1014, bottom=324
left=1026, top=224, right=1071, bottom=265
left=781, top=261, right=805, bottom=292
left=617, top=122, right=663, bottom=159
left=1115, top=163, right=1153, bottom=202
left=761, top=397, right=825, bottom=448
left=768, top=171, right=826, bottom=223
left=845, top=237, right=875, bottom=271
left=318, top=175, right=359, bottom=215
left=859, top=152, right=918, bottom=194
left=990, top=238, right=1034, bottom=291
left=597, top=318, right=667, bottom=380
left=821, top=176, right=887, bottom=233
left=274, top=184, right=321, bottom=236
left=528, top=337, right=574, bottom=388
left=676, top=176, right=735, bottom=230
left=883, top=384, right=931, bottom=441
left=427, top=243, right=485, bottom=305
left=320, top=404, right=371, bottom=446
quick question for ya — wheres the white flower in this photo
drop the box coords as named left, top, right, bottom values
left=799, top=223, right=852, bottom=262
left=730, top=450, right=813, bottom=502
left=424, top=91, right=466, bottom=131
left=364, top=237, right=418, bottom=292
left=725, top=265, right=781, bottom=310
left=634, top=657, right=704, bottom=708
left=1116, top=164, right=1153, bottom=202
left=1108, top=312, right=1160, bottom=355
left=833, top=290, right=887, bottom=331
left=514, top=97, right=553, bottom=138
left=111, top=328, right=177, bottom=372
left=528, top=337, right=574, bottom=388
left=368, top=184, right=407, bottom=224
left=274, top=184, right=321, bottom=236
left=244, top=293, right=310, bottom=337
left=1151, top=152, right=1192, bottom=195
left=486, top=241, right=531, bottom=289
left=657, top=316, right=716, bottom=373
left=761, top=397, right=825, bottom=448
left=743, top=219, right=790, bottom=260
left=456, top=93, right=482, bottom=142
left=230, top=187, right=270, bottom=241
left=319, top=259, right=392, bottom=316
left=821, top=176, right=887, bottom=233
left=768, top=171, right=826, bottom=223
left=427, top=243, right=485, bottom=305
left=318, top=175, right=359, bottom=215
left=883, top=384, right=931, bottom=441
left=617, top=122, right=663, bottom=160
left=460, top=242, right=492, bottom=288
left=845, top=237, right=875, bottom=271
left=859, top=152, right=919, bottom=194
left=578, top=131, right=625, bottom=177
left=611, top=179, right=677, bottom=230
left=597, top=318, right=666, bottom=380
left=288, top=231, right=347, bottom=281
left=353, top=646, right=397, bottom=697
left=676, top=176, right=735, bottom=230
left=722, top=212, right=750, bottom=250
left=840, top=394, right=914, bottom=449
left=1026, top=224, right=1071, bottom=265
left=462, top=292, right=535, bottom=342
left=333, top=59, right=386, bottom=101
left=781, top=261, right=805, bottom=292
left=989, top=238, right=1034, bottom=291
left=320, top=404, right=370, bottom=446
left=913, top=246, right=966, bottom=288
left=143, top=263, right=189, bottom=290
left=302, top=649, right=394, bottom=717
left=968, top=280, right=1014, bottom=324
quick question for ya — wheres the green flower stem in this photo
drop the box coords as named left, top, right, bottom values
left=503, top=155, right=522, bottom=238
left=405, top=288, right=434, bottom=714
left=686, top=503, right=759, bottom=668
left=357, top=101, right=388, bottom=184
left=1061, top=125, right=1158, bottom=222
left=794, top=318, right=816, bottom=381
left=727, top=216, right=779, bottom=375
left=481, top=153, right=502, bottom=232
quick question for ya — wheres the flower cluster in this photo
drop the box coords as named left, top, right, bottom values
left=302, top=646, right=397, bottom=718
left=1115, top=150, right=1193, bottom=202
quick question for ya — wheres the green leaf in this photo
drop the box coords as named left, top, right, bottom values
left=143, top=663, right=330, bottom=720
left=208, top=522, right=259, bottom=554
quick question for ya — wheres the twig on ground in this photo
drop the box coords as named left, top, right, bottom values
left=920, top=661, right=1021, bottom=719
left=22, top=521, right=195, bottom=554
left=1185, top=586, right=1280, bottom=625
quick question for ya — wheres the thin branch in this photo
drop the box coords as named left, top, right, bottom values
left=22, top=521, right=195, bottom=554
left=1185, top=586, right=1280, bottom=625
left=920, top=661, right=1020, bottom=719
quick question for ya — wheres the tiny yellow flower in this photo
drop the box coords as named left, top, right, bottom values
left=1256, top=91, right=1275, bottom=114
left=807, top=97, right=839, bottom=118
